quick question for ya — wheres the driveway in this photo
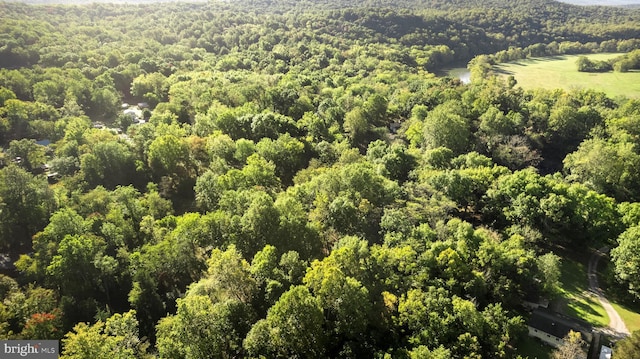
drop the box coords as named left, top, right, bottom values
left=588, top=246, right=630, bottom=338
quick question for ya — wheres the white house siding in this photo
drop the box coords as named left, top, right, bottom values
left=528, top=326, right=564, bottom=348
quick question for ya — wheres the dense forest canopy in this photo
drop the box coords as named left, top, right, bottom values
left=5, top=0, right=640, bottom=7
left=2, top=0, right=640, bottom=357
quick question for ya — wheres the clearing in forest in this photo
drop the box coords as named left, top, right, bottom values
left=494, top=53, right=640, bottom=98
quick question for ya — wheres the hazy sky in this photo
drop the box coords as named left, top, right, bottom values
left=558, top=0, right=640, bottom=5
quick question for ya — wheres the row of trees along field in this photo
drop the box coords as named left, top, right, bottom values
left=2, top=0, right=640, bottom=357
left=576, top=49, right=640, bottom=72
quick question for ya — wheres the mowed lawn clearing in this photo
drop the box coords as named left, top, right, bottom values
left=556, top=256, right=609, bottom=327
left=600, top=261, right=640, bottom=333
left=494, top=53, right=640, bottom=98
left=514, top=336, right=552, bottom=359
left=610, top=302, right=640, bottom=333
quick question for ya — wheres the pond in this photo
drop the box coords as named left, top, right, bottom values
left=439, top=67, right=471, bottom=84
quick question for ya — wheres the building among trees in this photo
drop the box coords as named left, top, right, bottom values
left=528, top=309, right=593, bottom=349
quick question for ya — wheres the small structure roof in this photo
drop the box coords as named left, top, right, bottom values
left=599, top=345, right=612, bottom=359
left=528, top=309, right=593, bottom=341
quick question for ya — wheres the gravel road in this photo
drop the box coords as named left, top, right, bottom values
left=588, top=246, right=630, bottom=337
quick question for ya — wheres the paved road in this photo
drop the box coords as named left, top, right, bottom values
left=588, top=246, right=630, bottom=337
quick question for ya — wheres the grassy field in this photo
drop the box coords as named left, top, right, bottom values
left=494, top=53, right=640, bottom=98
left=611, top=302, right=640, bottom=333
left=600, top=261, right=640, bottom=333
left=556, top=256, right=610, bottom=327
left=514, top=336, right=552, bottom=359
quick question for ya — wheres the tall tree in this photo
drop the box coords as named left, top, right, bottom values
left=612, top=226, right=640, bottom=299
left=244, top=285, right=326, bottom=358
left=156, top=296, right=254, bottom=359
left=7, top=139, right=46, bottom=172
left=61, top=310, right=151, bottom=359
left=81, top=140, right=139, bottom=189
left=612, top=330, right=640, bottom=359
left=422, top=101, right=470, bottom=154
left=0, top=165, right=56, bottom=251
left=551, top=330, right=587, bottom=359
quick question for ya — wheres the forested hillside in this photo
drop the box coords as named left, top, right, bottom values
left=2, top=0, right=640, bottom=357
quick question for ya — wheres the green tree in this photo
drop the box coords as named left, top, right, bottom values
left=298, top=111, right=333, bottom=143
left=576, top=56, right=612, bottom=73
left=195, top=155, right=280, bottom=212
left=33, top=80, right=65, bottom=108
left=7, top=139, right=46, bottom=172
left=249, top=112, right=297, bottom=140
left=1, top=99, right=59, bottom=140
left=367, top=141, right=417, bottom=183
left=273, top=194, right=322, bottom=259
left=194, top=170, right=222, bottom=212
left=244, top=285, right=326, bottom=358
left=249, top=244, right=285, bottom=309
left=297, top=161, right=400, bottom=240
left=551, top=330, right=586, bottom=359
left=547, top=104, right=601, bottom=153
left=23, top=208, right=88, bottom=279
left=422, top=101, right=470, bottom=154
left=81, top=140, right=139, bottom=189
left=45, top=234, right=107, bottom=302
left=536, top=253, right=562, bottom=296
left=206, top=133, right=236, bottom=164
left=396, top=287, right=456, bottom=348
left=61, top=310, right=151, bottom=359
left=564, top=138, right=640, bottom=202
left=612, top=226, right=640, bottom=299
left=255, top=133, right=308, bottom=185
left=0, top=86, right=17, bottom=107
left=189, top=245, right=257, bottom=304
left=131, top=72, right=168, bottom=106
left=147, top=134, right=190, bottom=177
left=156, top=296, right=254, bottom=359
left=408, top=346, right=452, bottom=359
left=474, top=233, right=538, bottom=308
left=49, top=156, right=79, bottom=177
left=239, top=192, right=281, bottom=257
left=304, top=262, right=372, bottom=356
left=612, top=330, right=640, bottom=358
left=90, top=87, right=120, bottom=119
left=362, top=93, right=388, bottom=127
left=3, top=285, right=60, bottom=337
left=0, top=165, right=56, bottom=251
left=343, top=107, right=370, bottom=149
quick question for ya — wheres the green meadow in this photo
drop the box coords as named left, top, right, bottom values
left=495, top=53, right=640, bottom=98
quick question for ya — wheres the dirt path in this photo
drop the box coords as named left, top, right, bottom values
left=588, top=246, right=630, bottom=337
